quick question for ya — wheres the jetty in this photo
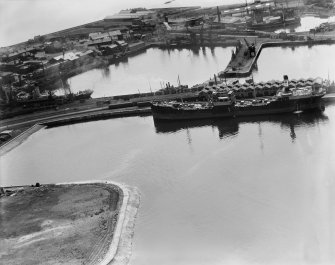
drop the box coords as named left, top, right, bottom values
left=219, top=36, right=335, bottom=78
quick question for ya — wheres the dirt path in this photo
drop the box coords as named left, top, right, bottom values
left=86, top=185, right=121, bottom=265
left=0, top=184, right=120, bottom=265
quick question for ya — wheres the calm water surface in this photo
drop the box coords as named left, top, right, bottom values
left=1, top=1, right=335, bottom=263
left=67, top=47, right=232, bottom=97
left=67, top=45, right=335, bottom=98
left=1, top=104, right=335, bottom=265
left=275, top=15, right=335, bottom=33
left=253, top=45, right=335, bottom=82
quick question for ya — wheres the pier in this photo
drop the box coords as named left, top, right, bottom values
left=219, top=37, right=335, bottom=78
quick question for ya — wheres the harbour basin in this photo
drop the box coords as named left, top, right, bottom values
left=1, top=103, right=335, bottom=265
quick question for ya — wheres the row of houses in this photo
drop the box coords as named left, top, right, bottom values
left=36, top=50, right=95, bottom=77
left=1, top=58, right=44, bottom=75
left=1, top=38, right=145, bottom=84
left=1, top=47, right=38, bottom=63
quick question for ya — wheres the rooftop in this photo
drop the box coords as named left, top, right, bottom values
left=105, top=13, right=144, bottom=20
left=89, top=30, right=122, bottom=40
left=105, top=10, right=156, bottom=20
left=88, top=37, right=112, bottom=45
left=52, top=50, right=93, bottom=61
left=53, top=52, right=79, bottom=61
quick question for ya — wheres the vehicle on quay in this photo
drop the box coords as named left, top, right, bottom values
left=150, top=77, right=326, bottom=121
left=71, top=89, right=93, bottom=100
left=0, top=130, right=13, bottom=142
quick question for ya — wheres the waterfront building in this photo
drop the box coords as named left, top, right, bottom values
left=87, top=37, right=113, bottom=47
left=1, top=47, right=37, bottom=63
left=89, top=30, right=123, bottom=41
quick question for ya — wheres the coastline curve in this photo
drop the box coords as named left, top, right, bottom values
left=56, top=180, right=140, bottom=265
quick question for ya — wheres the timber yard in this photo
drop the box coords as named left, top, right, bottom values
left=1, top=0, right=335, bottom=265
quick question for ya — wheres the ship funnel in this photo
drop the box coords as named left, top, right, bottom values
left=283, top=75, right=289, bottom=92
left=313, top=78, right=323, bottom=93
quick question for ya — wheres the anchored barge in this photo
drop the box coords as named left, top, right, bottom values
left=151, top=77, right=326, bottom=121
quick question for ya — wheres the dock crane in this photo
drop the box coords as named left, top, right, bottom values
left=185, top=26, right=197, bottom=45
left=216, top=6, right=221, bottom=23
left=244, top=38, right=256, bottom=58
left=185, top=17, right=205, bottom=46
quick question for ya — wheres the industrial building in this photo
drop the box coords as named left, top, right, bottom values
left=104, top=10, right=157, bottom=26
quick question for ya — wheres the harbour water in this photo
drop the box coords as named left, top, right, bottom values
left=1, top=104, right=335, bottom=265
left=65, top=45, right=335, bottom=98
left=67, top=47, right=232, bottom=98
left=1, top=2, right=335, bottom=262
left=275, top=15, right=335, bottom=33
left=253, top=44, right=335, bottom=82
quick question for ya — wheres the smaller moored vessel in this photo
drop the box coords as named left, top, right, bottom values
left=247, top=16, right=301, bottom=30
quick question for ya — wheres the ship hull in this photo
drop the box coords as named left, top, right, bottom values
left=247, top=17, right=301, bottom=30
left=151, top=96, right=325, bottom=121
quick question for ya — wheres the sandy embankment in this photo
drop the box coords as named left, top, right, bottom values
left=0, top=182, right=140, bottom=265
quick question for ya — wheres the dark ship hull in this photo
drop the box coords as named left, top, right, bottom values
left=151, top=95, right=325, bottom=121
left=247, top=17, right=301, bottom=30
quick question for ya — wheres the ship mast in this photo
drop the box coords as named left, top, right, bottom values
left=281, top=4, right=286, bottom=29
left=245, top=0, right=249, bottom=15
left=177, top=74, right=183, bottom=102
left=148, top=79, right=153, bottom=94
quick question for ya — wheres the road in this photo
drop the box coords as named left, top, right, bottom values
left=0, top=106, right=111, bottom=130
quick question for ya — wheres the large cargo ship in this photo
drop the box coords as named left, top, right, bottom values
left=151, top=78, right=326, bottom=121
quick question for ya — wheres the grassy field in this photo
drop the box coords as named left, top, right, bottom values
left=0, top=184, right=120, bottom=265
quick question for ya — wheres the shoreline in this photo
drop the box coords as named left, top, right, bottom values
left=56, top=181, right=141, bottom=265
left=220, top=39, right=335, bottom=78
left=1, top=94, right=334, bottom=158
left=0, top=123, right=46, bottom=157
left=0, top=107, right=151, bottom=157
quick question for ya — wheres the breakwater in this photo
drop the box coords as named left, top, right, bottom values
left=220, top=39, right=335, bottom=78
left=1, top=93, right=334, bottom=159
left=0, top=124, right=45, bottom=157
left=44, top=108, right=151, bottom=128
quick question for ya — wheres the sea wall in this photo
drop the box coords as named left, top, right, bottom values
left=221, top=39, right=335, bottom=78
left=44, top=108, right=151, bottom=128
left=0, top=124, right=45, bottom=157
left=56, top=180, right=141, bottom=265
